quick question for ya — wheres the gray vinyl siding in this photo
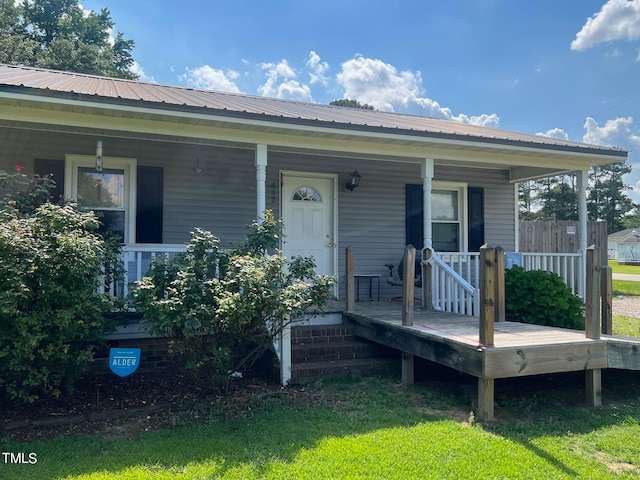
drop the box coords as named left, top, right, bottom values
left=0, top=128, right=516, bottom=299
left=0, top=129, right=258, bottom=246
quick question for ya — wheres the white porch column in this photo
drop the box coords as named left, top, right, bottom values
left=421, top=159, right=434, bottom=250
left=577, top=169, right=589, bottom=298
left=255, top=144, right=267, bottom=219
left=255, top=143, right=290, bottom=385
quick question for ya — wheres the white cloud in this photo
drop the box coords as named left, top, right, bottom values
left=180, top=65, right=241, bottom=93
left=130, top=61, right=156, bottom=83
left=583, top=116, right=640, bottom=148
left=536, top=128, right=570, bottom=140
left=258, top=60, right=313, bottom=101
left=582, top=116, right=640, bottom=202
left=571, top=0, right=640, bottom=51
left=306, top=51, right=329, bottom=85
left=336, top=55, right=499, bottom=127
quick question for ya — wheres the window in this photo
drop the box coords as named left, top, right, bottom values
left=65, top=155, right=137, bottom=244
left=405, top=182, right=468, bottom=253
left=292, top=186, right=322, bottom=202
left=432, top=189, right=461, bottom=252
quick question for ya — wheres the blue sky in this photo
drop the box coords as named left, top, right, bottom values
left=81, top=0, right=640, bottom=202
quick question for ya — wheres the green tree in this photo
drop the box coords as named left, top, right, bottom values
left=518, top=180, right=539, bottom=220
left=519, top=162, right=636, bottom=230
left=330, top=98, right=375, bottom=110
left=588, top=162, right=637, bottom=234
left=544, top=174, right=578, bottom=221
left=533, top=176, right=560, bottom=219
left=0, top=0, right=35, bottom=65
left=0, top=0, right=137, bottom=79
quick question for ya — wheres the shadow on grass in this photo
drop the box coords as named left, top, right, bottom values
left=1, top=374, right=455, bottom=479
left=485, top=369, right=640, bottom=477
left=3, top=369, right=639, bottom=479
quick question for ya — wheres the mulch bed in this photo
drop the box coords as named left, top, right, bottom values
left=1, top=370, right=294, bottom=443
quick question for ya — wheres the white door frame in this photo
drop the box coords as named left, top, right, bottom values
left=280, top=170, right=338, bottom=296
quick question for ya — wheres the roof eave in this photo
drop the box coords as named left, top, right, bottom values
left=0, top=85, right=629, bottom=164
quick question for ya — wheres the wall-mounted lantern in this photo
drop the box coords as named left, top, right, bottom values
left=345, top=170, right=361, bottom=191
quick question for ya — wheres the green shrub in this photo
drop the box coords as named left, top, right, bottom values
left=0, top=168, right=122, bottom=404
left=133, top=210, right=336, bottom=389
left=504, top=266, right=584, bottom=329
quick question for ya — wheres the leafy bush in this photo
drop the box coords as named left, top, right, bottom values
left=0, top=167, right=122, bottom=404
left=0, top=165, right=55, bottom=215
left=133, top=210, right=336, bottom=389
left=505, top=266, right=584, bottom=329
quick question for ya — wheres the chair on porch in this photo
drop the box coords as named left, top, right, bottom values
left=385, top=247, right=422, bottom=302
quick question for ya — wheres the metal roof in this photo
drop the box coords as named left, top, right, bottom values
left=0, top=63, right=628, bottom=158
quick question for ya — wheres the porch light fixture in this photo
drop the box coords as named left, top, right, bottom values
left=345, top=170, right=361, bottom=191
left=95, top=139, right=103, bottom=172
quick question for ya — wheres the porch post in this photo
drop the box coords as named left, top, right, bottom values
left=577, top=169, right=588, bottom=299
left=421, top=159, right=434, bottom=250
left=421, top=159, right=434, bottom=309
left=255, top=144, right=267, bottom=219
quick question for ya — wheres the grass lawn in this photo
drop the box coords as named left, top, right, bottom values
left=609, top=275, right=640, bottom=336
left=2, top=272, right=639, bottom=480
left=613, top=315, right=640, bottom=337
left=2, top=372, right=640, bottom=480
left=609, top=260, right=640, bottom=275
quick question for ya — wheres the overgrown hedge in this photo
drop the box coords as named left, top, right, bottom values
left=133, top=210, right=336, bottom=390
left=504, top=265, right=584, bottom=329
left=0, top=168, right=121, bottom=404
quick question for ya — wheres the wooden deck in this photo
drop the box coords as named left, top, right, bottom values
left=336, top=301, right=640, bottom=376
left=336, top=245, right=640, bottom=420
left=326, top=299, right=640, bottom=420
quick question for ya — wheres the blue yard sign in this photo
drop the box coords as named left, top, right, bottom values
left=109, top=348, right=141, bottom=377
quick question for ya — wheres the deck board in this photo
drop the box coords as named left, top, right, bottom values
left=329, top=300, right=640, bottom=378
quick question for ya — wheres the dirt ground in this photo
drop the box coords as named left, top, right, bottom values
left=0, top=370, right=302, bottom=443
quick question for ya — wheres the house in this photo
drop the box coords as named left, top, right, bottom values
left=608, top=228, right=637, bottom=260
left=0, top=64, right=629, bottom=380
left=610, top=228, right=640, bottom=264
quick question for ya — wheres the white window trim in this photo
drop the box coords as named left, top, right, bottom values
left=433, top=181, right=468, bottom=252
left=64, top=155, right=137, bottom=244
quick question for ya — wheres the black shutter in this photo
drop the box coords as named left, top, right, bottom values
left=405, top=184, right=423, bottom=249
left=33, top=158, right=64, bottom=203
left=136, top=166, right=163, bottom=243
left=468, top=187, right=484, bottom=252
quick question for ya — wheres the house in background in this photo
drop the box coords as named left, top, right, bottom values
left=608, top=228, right=636, bottom=261
left=0, top=64, right=629, bottom=380
left=610, top=228, right=640, bottom=264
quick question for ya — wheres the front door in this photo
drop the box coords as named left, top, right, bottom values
left=282, top=173, right=335, bottom=277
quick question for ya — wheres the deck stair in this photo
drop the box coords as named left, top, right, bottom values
left=290, top=325, right=398, bottom=384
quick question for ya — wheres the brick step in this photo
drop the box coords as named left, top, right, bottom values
left=291, top=325, right=355, bottom=346
left=290, top=357, right=399, bottom=385
left=291, top=340, right=386, bottom=363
